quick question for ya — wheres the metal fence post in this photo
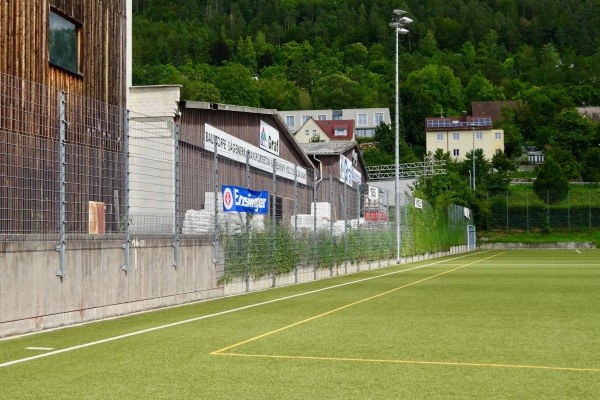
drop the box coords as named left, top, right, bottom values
left=343, top=180, right=347, bottom=274
left=121, top=110, right=131, bottom=273
left=173, top=121, right=180, bottom=268
left=272, top=160, right=277, bottom=287
left=245, top=151, right=251, bottom=292
left=506, top=191, right=509, bottom=232
left=356, top=183, right=361, bottom=272
left=213, top=141, right=220, bottom=265
left=313, top=169, right=318, bottom=280
left=526, top=192, right=529, bottom=232
left=567, top=191, right=571, bottom=232
left=329, top=175, right=333, bottom=277
left=294, top=165, right=298, bottom=283
left=56, top=91, right=66, bottom=278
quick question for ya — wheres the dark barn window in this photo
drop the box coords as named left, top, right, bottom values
left=49, top=11, right=79, bottom=73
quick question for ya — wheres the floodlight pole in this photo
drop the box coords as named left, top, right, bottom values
left=470, top=123, right=481, bottom=190
left=390, top=10, right=412, bottom=264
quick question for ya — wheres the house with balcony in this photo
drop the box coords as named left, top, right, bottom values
left=279, top=108, right=390, bottom=138
left=425, top=116, right=504, bottom=160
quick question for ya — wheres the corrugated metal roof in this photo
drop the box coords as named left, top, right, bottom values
left=299, top=141, right=356, bottom=155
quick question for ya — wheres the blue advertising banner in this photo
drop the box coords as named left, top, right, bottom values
left=222, top=186, right=269, bottom=214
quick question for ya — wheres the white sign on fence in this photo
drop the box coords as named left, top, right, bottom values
left=414, top=197, right=423, bottom=209
left=204, top=123, right=307, bottom=184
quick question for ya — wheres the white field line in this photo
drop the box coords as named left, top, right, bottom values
left=25, top=347, right=54, bottom=351
left=0, top=251, right=489, bottom=368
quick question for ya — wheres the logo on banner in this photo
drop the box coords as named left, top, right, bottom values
left=414, top=198, right=423, bottom=209
left=223, top=187, right=234, bottom=211
left=259, top=121, right=280, bottom=156
left=222, top=186, right=269, bottom=214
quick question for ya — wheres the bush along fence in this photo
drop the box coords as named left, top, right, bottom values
left=487, top=189, right=600, bottom=231
left=221, top=194, right=474, bottom=285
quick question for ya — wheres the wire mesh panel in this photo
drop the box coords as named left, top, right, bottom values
left=489, top=189, right=600, bottom=231
left=0, top=73, right=61, bottom=241
left=63, top=92, right=125, bottom=238
left=129, top=112, right=176, bottom=236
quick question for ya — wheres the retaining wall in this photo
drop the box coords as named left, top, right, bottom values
left=0, top=239, right=469, bottom=338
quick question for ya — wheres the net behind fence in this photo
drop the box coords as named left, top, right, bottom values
left=487, top=190, right=600, bottom=231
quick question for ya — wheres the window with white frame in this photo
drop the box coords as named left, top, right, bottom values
left=317, top=114, right=327, bottom=120
left=305, top=129, right=309, bottom=136
left=374, top=112, right=384, bottom=125
left=285, top=115, right=295, bottom=129
left=476, top=131, right=483, bottom=140
left=334, top=129, right=347, bottom=136
left=495, top=148, right=501, bottom=154
left=301, top=115, right=310, bottom=124
left=453, top=132, right=460, bottom=140
left=357, top=113, right=367, bottom=126
left=495, top=132, right=502, bottom=140
left=453, top=149, right=460, bottom=157
left=49, top=10, right=80, bottom=74
left=437, top=133, right=444, bottom=141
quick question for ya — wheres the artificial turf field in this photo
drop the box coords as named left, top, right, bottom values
left=1, top=249, right=599, bottom=399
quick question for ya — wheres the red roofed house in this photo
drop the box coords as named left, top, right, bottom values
left=292, top=117, right=355, bottom=143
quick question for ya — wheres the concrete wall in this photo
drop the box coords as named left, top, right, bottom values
left=0, top=239, right=469, bottom=338
left=0, top=237, right=221, bottom=337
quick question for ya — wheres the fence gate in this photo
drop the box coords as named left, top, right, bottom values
left=467, top=225, right=476, bottom=251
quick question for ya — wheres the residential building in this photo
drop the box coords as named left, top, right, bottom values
left=293, top=118, right=355, bottom=143
left=279, top=108, right=390, bottom=138
left=425, top=116, right=505, bottom=160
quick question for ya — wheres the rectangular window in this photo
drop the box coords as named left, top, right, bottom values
left=334, top=129, right=347, bottom=136
left=304, top=129, right=309, bottom=136
left=49, top=11, right=80, bottom=74
left=437, top=133, right=444, bottom=141
left=453, top=149, right=460, bottom=157
left=453, top=132, right=460, bottom=140
left=357, top=114, right=367, bottom=126
left=301, top=115, right=310, bottom=124
left=495, top=132, right=502, bottom=140
left=374, top=113, right=384, bottom=125
left=317, top=114, right=327, bottom=121
left=495, top=148, right=501, bottom=155
left=285, top=115, right=295, bottom=129
left=476, top=132, right=483, bottom=140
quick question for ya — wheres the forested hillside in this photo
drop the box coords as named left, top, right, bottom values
left=132, top=0, right=600, bottom=164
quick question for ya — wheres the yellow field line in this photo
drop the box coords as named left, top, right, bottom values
left=211, top=252, right=505, bottom=355
left=216, top=352, right=600, bottom=373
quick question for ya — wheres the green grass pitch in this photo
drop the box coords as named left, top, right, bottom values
left=1, top=249, right=599, bottom=399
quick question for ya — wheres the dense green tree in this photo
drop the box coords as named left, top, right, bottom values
left=213, top=63, right=260, bottom=107
left=312, top=74, right=362, bottom=109
left=533, top=158, right=569, bottom=203
left=549, top=109, right=598, bottom=160
left=581, top=148, right=600, bottom=183
left=406, top=65, right=464, bottom=117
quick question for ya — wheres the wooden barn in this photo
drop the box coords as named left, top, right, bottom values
left=0, top=0, right=128, bottom=236
left=178, top=102, right=316, bottom=225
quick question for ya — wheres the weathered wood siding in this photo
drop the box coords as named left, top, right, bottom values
left=1, top=0, right=127, bottom=106
left=1, top=1, right=127, bottom=235
left=178, top=106, right=316, bottom=223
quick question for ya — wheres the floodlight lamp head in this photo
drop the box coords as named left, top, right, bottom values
left=399, top=17, right=413, bottom=24
left=393, top=9, right=406, bottom=15
left=398, top=28, right=409, bottom=34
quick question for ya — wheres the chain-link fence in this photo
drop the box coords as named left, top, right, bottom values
left=1, top=72, right=474, bottom=282
left=487, top=190, right=600, bottom=231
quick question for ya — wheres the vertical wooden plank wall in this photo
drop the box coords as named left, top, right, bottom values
left=1, top=1, right=127, bottom=235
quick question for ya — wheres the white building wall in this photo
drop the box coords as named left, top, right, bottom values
left=128, top=86, right=181, bottom=233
